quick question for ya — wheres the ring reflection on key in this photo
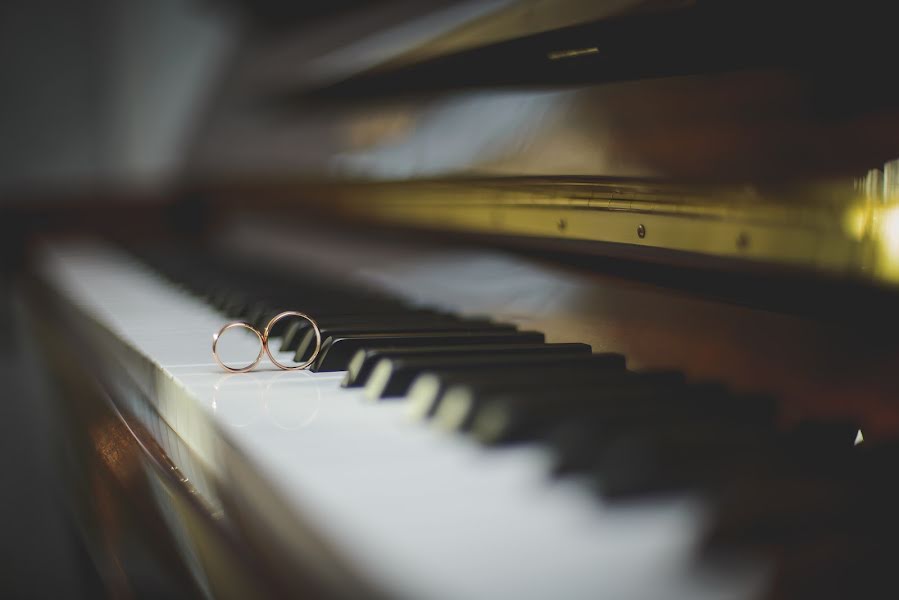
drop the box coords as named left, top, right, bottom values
left=212, top=322, right=265, bottom=373
left=212, top=373, right=265, bottom=428
left=263, top=370, right=323, bottom=430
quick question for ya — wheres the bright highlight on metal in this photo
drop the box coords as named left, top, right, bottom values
left=547, top=47, right=599, bottom=60
left=212, top=322, right=265, bottom=373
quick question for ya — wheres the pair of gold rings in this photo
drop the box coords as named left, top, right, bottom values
left=212, top=311, right=321, bottom=373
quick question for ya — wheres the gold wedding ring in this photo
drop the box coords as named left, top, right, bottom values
left=263, top=311, right=322, bottom=371
left=212, top=322, right=265, bottom=373
left=211, top=311, right=322, bottom=372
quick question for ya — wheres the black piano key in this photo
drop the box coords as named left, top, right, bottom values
left=406, top=356, right=633, bottom=420
left=279, top=320, right=307, bottom=352
left=546, top=389, right=776, bottom=476
left=590, top=425, right=771, bottom=498
left=279, top=311, right=466, bottom=353
left=702, top=441, right=899, bottom=554
left=251, top=300, right=421, bottom=336
left=700, top=472, right=857, bottom=553
left=366, top=352, right=625, bottom=400
left=205, top=284, right=234, bottom=306
left=295, top=322, right=518, bottom=364
left=236, top=277, right=414, bottom=321
left=223, top=297, right=251, bottom=319
left=205, top=289, right=248, bottom=317
left=338, top=344, right=591, bottom=378
left=591, top=419, right=858, bottom=500
left=137, top=246, right=449, bottom=336
left=453, top=372, right=688, bottom=437
left=340, top=341, right=590, bottom=383
left=245, top=302, right=275, bottom=329
left=328, top=330, right=547, bottom=376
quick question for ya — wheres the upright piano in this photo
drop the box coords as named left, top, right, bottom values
left=20, top=1, right=899, bottom=598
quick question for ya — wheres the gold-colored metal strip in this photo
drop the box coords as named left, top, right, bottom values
left=316, top=167, right=899, bottom=286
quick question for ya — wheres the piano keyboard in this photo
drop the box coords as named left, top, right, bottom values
left=35, top=239, right=891, bottom=599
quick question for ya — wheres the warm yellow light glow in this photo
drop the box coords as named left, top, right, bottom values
left=879, top=206, right=899, bottom=256
left=547, top=47, right=599, bottom=60
left=873, top=205, right=899, bottom=281
left=841, top=203, right=870, bottom=241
